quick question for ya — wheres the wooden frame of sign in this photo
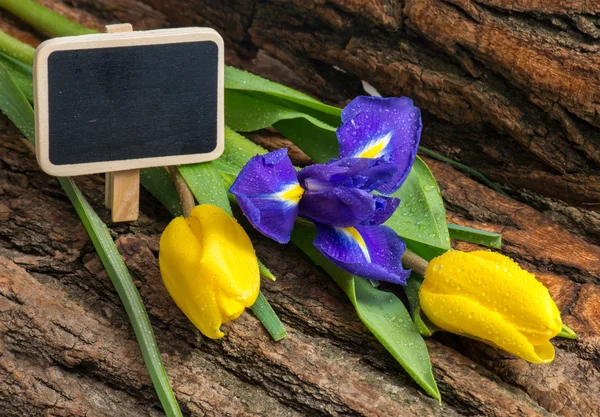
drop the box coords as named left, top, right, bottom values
left=33, top=24, right=224, bottom=221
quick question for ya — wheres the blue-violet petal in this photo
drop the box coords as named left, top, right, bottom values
left=299, top=187, right=376, bottom=227
left=313, top=223, right=411, bottom=284
left=230, top=149, right=302, bottom=243
left=298, top=157, right=397, bottom=193
left=337, top=96, right=422, bottom=194
left=362, top=195, right=400, bottom=226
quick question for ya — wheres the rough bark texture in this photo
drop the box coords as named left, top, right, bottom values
left=1, top=1, right=600, bottom=416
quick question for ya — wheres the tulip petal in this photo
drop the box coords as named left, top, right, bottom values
left=425, top=250, right=562, bottom=344
left=299, top=187, right=376, bottom=227
left=337, top=96, right=421, bottom=194
left=159, top=216, right=225, bottom=339
left=313, top=223, right=410, bottom=284
left=419, top=292, right=556, bottom=364
left=189, top=205, right=260, bottom=306
left=298, top=157, right=397, bottom=193
left=230, top=149, right=303, bottom=243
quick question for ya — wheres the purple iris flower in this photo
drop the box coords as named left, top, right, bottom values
left=230, top=96, right=422, bottom=285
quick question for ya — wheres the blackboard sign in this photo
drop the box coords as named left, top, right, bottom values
left=34, top=28, right=224, bottom=176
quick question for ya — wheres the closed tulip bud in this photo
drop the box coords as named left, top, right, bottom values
left=159, top=204, right=260, bottom=339
left=419, top=250, right=562, bottom=363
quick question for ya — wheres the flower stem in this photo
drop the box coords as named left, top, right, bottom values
left=0, top=30, right=35, bottom=65
left=168, top=166, right=195, bottom=217
left=0, top=0, right=97, bottom=38
left=402, top=249, right=428, bottom=276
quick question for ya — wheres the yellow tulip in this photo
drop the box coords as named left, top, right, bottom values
left=419, top=250, right=562, bottom=363
left=159, top=204, right=260, bottom=339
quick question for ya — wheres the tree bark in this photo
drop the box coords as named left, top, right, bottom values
left=1, top=1, right=600, bottom=417
left=130, top=0, right=600, bottom=208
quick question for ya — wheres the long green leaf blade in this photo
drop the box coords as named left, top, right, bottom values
left=140, top=167, right=183, bottom=217
left=59, top=178, right=183, bottom=417
left=386, top=158, right=451, bottom=250
left=448, top=223, right=502, bottom=248
left=179, top=162, right=232, bottom=215
left=250, top=292, right=286, bottom=341
left=225, top=89, right=338, bottom=140
left=292, top=224, right=440, bottom=401
left=0, top=51, right=33, bottom=101
left=0, top=61, right=34, bottom=141
left=225, top=66, right=341, bottom=119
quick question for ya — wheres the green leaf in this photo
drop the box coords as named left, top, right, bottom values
left=403, top=238, right=448, bottom=263
left=447, top=223, right=502, bottom=248
left=0, top=61, right=34, bottom=142
left=250, top=292, right=287, bottom=341
left=0, top=63, right=183, bottom=417
left=292, top=223, right=440, bottom=401
left=274, top=118, right=339, bottom=164
left=0, top=50, right=31, bottom=75
left=140, top=167, right=183, bottom=217
left=179, top=162, right=232, bottom=216
left=221, top=126, right=268, bottom=169
left=404, top=274, right=442, bottom=338
left=59, top=178, right=183, bottom=417
left=225, top=66, right=341, bottom=121
left=225, top=90, right=338, bottom=146
left=0, top=51, right=32, bottom=102
left=558, top=324, right=577, bottom=340
left=385, top=157, right=451, bottom=250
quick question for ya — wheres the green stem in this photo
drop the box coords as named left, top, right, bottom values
left=0, top=30, right=35, bottom=65
left=402, top=249, right=429, bottom=276
left=558, top=323, right=577, bottom=340
left=0, top=0, right=97, bottom=37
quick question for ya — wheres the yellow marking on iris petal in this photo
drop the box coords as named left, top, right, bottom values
left=275, top=183, right=304, bottom=205
left=341, top=227, right=371, bottom=262
left=357, top=131, right=392, bottom=158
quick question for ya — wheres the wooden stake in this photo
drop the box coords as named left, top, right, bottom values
left=104, top=23, right=140, bottom=222
left=110, top=169, right=140, bottom=222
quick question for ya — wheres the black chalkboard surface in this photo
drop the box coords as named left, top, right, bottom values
left=34, top=28, right=224, bottom=176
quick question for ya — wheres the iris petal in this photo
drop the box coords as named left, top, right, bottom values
left=298, top=157, right=397, bottom=193
left=313, top=223, right=411, bottom=284
left=337, top=96, right=422, bottom=194
left=299, top=187, right=376, bottom=227
left=363, top=195, right=400, bottom=226
left=230, top=149, right=302, bottom=243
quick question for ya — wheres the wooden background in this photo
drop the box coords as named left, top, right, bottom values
left=0, top=1, right=599, bottom=416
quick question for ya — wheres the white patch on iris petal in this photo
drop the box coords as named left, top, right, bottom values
left=355, top=131, right=393, bottom=159
left=272, top=183, right=304, bottom=206
left=339, top=227, right=371, bottom=263
left=304, top=178, right=332, bottom=191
